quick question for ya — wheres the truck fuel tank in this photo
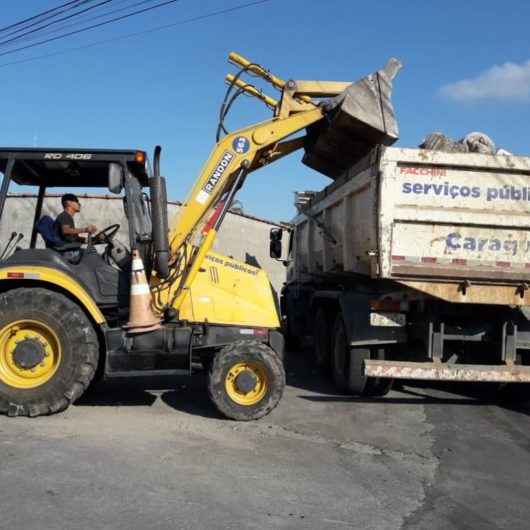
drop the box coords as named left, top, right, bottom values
left=303, top=58, right=402, bottom=179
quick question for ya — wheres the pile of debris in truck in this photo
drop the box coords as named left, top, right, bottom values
left=420, top=131, right=512, bottom=155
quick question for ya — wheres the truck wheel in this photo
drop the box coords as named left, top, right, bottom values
left=331, top=315, right=350, bottom=392
left=0, top=288, right=99, bottom=417
left=332, top=316, right=393, bottom=396
left=347, top=347, right=393, bottom=396
left=207, top=340, right=285, bottom=421
left=363, top=349, right=393, bottom=397
left=347, top=346, right=370, bottom=394
left=314, top=308, right=332, bottom=372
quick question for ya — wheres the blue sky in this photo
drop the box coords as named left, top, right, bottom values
left=2, top=0, right=530, bottom=221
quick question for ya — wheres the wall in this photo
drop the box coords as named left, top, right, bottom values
left=0, top=194, right=287, bottom=295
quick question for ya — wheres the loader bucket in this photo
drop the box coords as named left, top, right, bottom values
left=303, top=58, right=402, bottom=179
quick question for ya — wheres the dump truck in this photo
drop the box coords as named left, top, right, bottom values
left=274, top=145, right=530, bottom=395
left=0, top=52, right=399, bottom=419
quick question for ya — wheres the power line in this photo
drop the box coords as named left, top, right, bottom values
left=2, top=2, right=102, bottom=41
left=0, top=0, right=272, bottom=69
left=1, top=2, right=104, bottom=42
left=7, top=0, right=159, bottom=46
left=0, top=0, right=180, bottom=58
left=0, top=1, right=115, bottom=47
left=0, top=0, right=90, bottom=34
left=35, top=0, right=157, bottom=38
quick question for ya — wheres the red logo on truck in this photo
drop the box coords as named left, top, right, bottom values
left=400, top=166, right=446, bottom=176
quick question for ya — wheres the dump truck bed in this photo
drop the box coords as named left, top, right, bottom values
left=293, top=146, right=530, bottom=305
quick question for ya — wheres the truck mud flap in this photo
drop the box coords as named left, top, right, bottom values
left=303, top=58, right=402, bottom=179
left=364, top=359, right=530, bottom=383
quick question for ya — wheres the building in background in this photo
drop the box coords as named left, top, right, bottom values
left=0, top=194, right=287, bottom=296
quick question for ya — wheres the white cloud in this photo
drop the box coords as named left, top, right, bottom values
left=440, top=60, right=530, bottom=102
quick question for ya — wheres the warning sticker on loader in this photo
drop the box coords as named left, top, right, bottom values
left=196, top=151, right=235, bottom=205
left=232, top=136, right=250, bottom=154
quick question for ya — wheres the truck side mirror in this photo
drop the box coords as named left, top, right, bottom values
left=270, top=240, right=282, bottom=260
left=108, top=163, right=124, bottom=194
left=270, top=227, right=283, bottom=241
left=269, top=228, right=283, bottom=259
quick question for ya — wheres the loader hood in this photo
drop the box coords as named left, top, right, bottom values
left=302, top=57, right=402, bottom=178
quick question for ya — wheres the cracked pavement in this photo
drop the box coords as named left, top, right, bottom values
left=1, top=353, right=529, bottom=529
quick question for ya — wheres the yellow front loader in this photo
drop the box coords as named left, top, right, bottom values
left=0, top=52, right=400, bottom=420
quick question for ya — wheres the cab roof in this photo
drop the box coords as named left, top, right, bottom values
left=0, top=147, right=149, bottom=187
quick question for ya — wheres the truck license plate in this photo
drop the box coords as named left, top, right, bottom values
left=370, top=312, right=406, bottom=327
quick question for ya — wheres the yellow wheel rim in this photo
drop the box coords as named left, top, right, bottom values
left=225, top=361, right=268, bottom=406
left=0, top=319, right=62, bottom=389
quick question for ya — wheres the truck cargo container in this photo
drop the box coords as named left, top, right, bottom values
left=272, top=146, right=530, bottom=395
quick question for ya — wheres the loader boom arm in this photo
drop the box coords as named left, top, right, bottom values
left=163, top=51, right=401, bottom=312
left=168, top=108, right=323, bottom=253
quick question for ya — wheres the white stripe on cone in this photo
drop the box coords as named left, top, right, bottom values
left=131, top=283, right=151, bottom=296
left=132, top=258, right=144, bottom=272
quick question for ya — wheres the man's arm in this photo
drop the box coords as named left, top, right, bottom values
left=61, top=224, right=97, bottom=237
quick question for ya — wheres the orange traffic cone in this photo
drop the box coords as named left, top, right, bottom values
left=124, top=249, right=161, bottom=333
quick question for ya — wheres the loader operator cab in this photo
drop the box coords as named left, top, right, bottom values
left=0, top=148, right=155, bottom=317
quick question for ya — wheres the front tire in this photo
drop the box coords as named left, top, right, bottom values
left=0, top=288, right=99, bottom=417
left=207, top=340, right=285, bottom=421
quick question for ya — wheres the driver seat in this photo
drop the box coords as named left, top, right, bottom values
left=36, top=216, right=81, bottom=253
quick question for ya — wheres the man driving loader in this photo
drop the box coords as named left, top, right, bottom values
left=56, top=193, right=97, bottom=244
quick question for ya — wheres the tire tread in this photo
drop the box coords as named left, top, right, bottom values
left=207, top=339, right=285, bottom=421
left=0, top=288, right=99, bottom=417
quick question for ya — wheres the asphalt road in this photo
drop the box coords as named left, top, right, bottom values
left=1, top=353, right=529, bottom=530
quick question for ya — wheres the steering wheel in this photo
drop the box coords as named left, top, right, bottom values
left=92, top=224, right=120, bottom=245
left=90, top=224, right=130, bottom=269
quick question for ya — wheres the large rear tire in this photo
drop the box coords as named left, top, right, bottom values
left=207, top=340, right=285, bottom=421
left=332, top=314, right=392, bottom=396
left=331, top=314, right=349, bottom=392
left=314, top=307, right=333, bottom=372
left=363, top=349, right=393, bottom=397
left=0, top=288, right=99, bottom=417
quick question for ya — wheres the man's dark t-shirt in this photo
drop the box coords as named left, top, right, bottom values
left=56, top=211, right=80, bottom=243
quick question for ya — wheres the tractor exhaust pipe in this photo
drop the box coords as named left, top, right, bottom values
left=149, top=146, right=170, bottom=279
left=303, top=58, right=402, bottom=178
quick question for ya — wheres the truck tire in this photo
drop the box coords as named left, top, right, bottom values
left=347, top=347, right=370, bottom=394
left=331, top=315, right=349, bottom=392
left=348, top=347, right=393, bottom=396
left=332, top=315, right=392, bottom=396
left=0, top=288, right=99, bottom=417
left=362, top=349, right=393, bottom=397
left=314, top=308, right=332, bottom=372
left=207, top=340, right=285, bottom=421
